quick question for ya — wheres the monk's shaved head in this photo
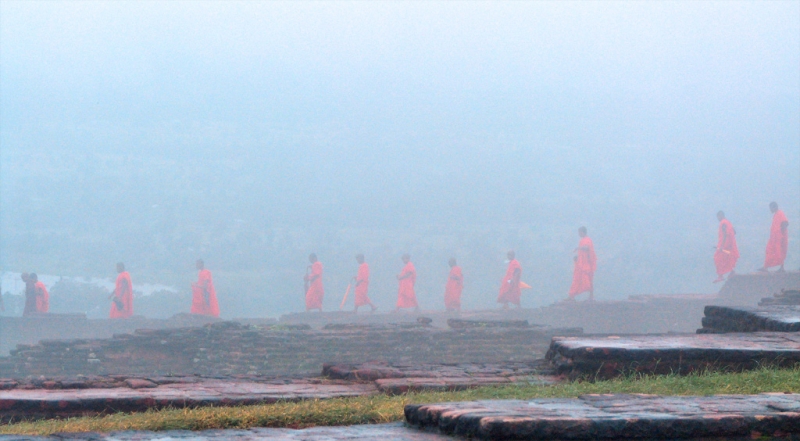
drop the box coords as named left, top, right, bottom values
left=117, top=262, right=125, bottom=272
left=356, top=254, right=365, bottom=264
left=717, top=211, right=725, bottom=220
left=449, top=257, right=457, bottom=267
left=196, top=259, right=204, bottom=270
left=402, top=253, right=410, bottom=263
left=309, top=253, right=318, bottom=263
left=507, top=250, right=515, bottom=260
left=578, top=226, right=587, bottom=237
left=770, top=202, right=779, bottom=212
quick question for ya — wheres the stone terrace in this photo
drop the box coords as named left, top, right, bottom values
left=0, top=320, right=580, bottom=379
left=405, top=393, right=800, bottom=440
left=699, top=305, right=800, bottom=333
left=546, top=333, right=800, bottom=379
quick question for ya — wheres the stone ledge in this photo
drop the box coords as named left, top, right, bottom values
left=405, top=394, right=800, bottom=440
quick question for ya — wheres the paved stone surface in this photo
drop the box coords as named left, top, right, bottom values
left=0, top=423, right=453, bottom=440
left=716, top=271, right=800, bottom=307
left=760, top=289, right=800, bottom=307
left=0, top=379, right=377, bottom=421
left=546, top=333, right=800, bottom=379
left=405, top=393, right=800, bottom=440
left=699, top=305, right=800, bottom=333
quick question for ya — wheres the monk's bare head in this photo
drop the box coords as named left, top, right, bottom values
left=717, top=211, right=725, bottom=221
left=116, top=262, right=125, bottom=273
left=578, top=226, right=587, bottom=237
left=507, top=250, right=515, bottom=261
left=356, top=254, right=365, bottom=264
left=309, top=253, right=317, bottom=264
left=770, top=202, right=778, bottom=213
left=402, top=254, right=410, bottom=264
left=21, top=273, right=29, bottom=282
left=196, top=259, right=204, bottom=270
left=449, top=257, right=457, bottom=267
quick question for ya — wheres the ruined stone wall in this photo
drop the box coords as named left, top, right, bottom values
left=0, top=322, right=579, bottom=379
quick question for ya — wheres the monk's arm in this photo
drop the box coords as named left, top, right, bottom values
left=782, top=221, right=789, bottom=233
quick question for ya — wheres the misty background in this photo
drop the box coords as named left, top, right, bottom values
left=1, top=1, right=798, bottom=318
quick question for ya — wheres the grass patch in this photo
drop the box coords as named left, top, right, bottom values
left=4, top=366, right=800, bottom=435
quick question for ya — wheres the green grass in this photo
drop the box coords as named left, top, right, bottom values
left=4, top=366, right=800, bottom=435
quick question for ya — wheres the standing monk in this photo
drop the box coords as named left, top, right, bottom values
left=568, top=227, right=597, bottom=301
left=304, top=254, right=324, bottom=312
left=109, top=263, right=133, bottom=318
left=760, top=202, right=789, bottom=273
left=353, top=254, right=376, bottom=313
left=713, top=211, right=739, bottom=283
left=444, top=257, right=463, bottom=312
left=396, top=254, right=418, bottom=311
left=30, top=273, right=49, bottom=314
left=497, top=251, right=522, bottom=309
left=191, top=259, right=220, bottom=317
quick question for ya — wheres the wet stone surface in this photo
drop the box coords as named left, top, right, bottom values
left=545, top=332, right=800, bottom=379
left=699, top=305, right=800, bottom=333
left=405, top=393, right=800, bottom=440
left=0, top=423, right=453, bottom=440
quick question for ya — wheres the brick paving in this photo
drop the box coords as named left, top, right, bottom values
left=405, top=393, right=800, bottom=440
left=546, top=333, right=800, bottom=379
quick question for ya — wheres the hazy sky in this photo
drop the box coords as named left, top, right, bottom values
left=1, top=1, right=798, bottom=316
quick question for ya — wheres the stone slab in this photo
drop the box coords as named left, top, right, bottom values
left=0, top=423, right=452, bottom=440
left=0, top=379, right=377, bottom=421
left=405, top=393, right=800, bottom=440
left=717, top=272, right=800, bottom=307
left=700, top=305, right=800, bottom=333
left=546, top=333, right=800, bottom=379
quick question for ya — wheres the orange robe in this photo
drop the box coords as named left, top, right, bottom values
left=764, top=210, right=789, bottom=268
left=569, top=236, right=597, bottom=298
left=191, top=269, right=220, bottom=317
left=109, top=271, right=133, bottom=318
left=444, top=266, right=463, bottom=309
left=34, top=281, right=49, bottom=313
left=305, top=261, right=324, bottom=310
left=396, top=262, right=418, bottom=308
left=714, top=219, right=739, bottom=276
left=497, top=259, right=522, bottom=305
left=354, top=262, right=371, bottom=307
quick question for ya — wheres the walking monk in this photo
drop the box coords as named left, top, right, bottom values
left=353, top=254, right=376, bottom=313
left=568, top=227, right=597, bottom=301
left=109, top=263, right=133, bottom=318
left=713, top=211, right=739, bottom=283
left=759, top=202, right=789, bottom=273
left=396, top=254, right=418, bottom=311
left=444, top=257, right=463, bottom=312
left=304, top=254, right=324, bottom=312
left=497, top=250, right=522, bottom=309
left=191, top=259, right=220, bottom=317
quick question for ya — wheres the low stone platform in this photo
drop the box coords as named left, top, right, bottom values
left=0, top=378, right=376, bottom=421
left=717, top=271, right=800, bottom=306
left=405, top=393, right=800, bottom=440
left=699, top=305, right=800, bottom=333
left=0, top=362, right=559, bottom=421
left=0, top=423, right=453, bottom=440
left=546, top=333, right=800, bottom=379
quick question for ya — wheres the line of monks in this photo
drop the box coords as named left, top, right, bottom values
left=13, top=201, right=790, bottom=319
left=713, top=202, right=790, bottom=283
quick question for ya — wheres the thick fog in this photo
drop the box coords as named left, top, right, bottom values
left=1, top=1, right=798, bottom=318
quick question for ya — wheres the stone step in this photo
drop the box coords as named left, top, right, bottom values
left=545, top=333, right=800, bottom=379
left=405, top=393, right=800, bottom=440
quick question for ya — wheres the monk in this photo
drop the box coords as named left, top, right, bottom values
left=396, top=254, right=418, bottom=311
left=713, top=211, right=739, bottom=283
left=444, top=257, right=463, bottom=312
left=497, top=250, right=522, bottom=309
left=304, top=253, right=324, bottom=312
left=109, top=262, right=133, bottom=318
left=567, top=227, right=597, bottom=301
left=191, top=259, right=220, bottom=317
left=760, top=202, right=789, bottom=273
left=353, top=254, right=376, bottom=313
left=23, top=273, right=48, bottom=315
